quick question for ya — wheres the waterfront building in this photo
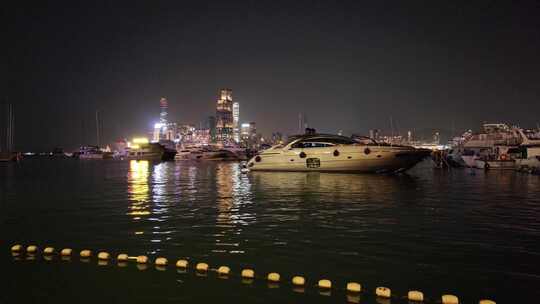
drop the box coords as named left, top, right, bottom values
left=241, top=122, right=258, bottom=148
left=233, top=102, right=240, bottom=143
left=215, top=89, right=234, bottom=145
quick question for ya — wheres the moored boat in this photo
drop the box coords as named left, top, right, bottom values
left=246, top=134, right=431, bottom=173
left=125, top=142, right=176, bottom=161
left=77, top=146, right=113, bottom=160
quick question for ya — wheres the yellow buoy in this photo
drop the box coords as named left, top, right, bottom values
left=318, top=279, right=332, bottom=289
left=136, top=255, right=148, bottom=264
left=155, top=257, right=168, bottom=266
left=217, top=266, right=230, bottom=275
left=11, top=244, right=22, bottom=252
left=292, top=276, right=305, bottom=286
left=26, top=245, right=38, bottom=253
left=117, top=253, right=129, bottom=262
left=61, top=248, right=72, bottom=256
left=97, top=252, right=110, bottom=260
left=176, top=259, right=188, bottom=268
left=241, top=269, right=255, bottom=279
left=267, top=272, right=280, bottom=282
left=196, top=262, right=209, bottom=272
left=347, top=282, right=362, bottom=293
left=442, top=294, right=459, bottom=304
left=43, top=247, right=55, bottom=255
left=479, top=300, right=496, bottom=304
left=408, top=290, right=424, bottom=302
left=80, top=249, right=92, bottom=257
left=376, top=287, right=391, bottom=298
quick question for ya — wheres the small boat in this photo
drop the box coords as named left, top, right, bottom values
left=0, top=152, right=21, bottom=162
left=78, top=146, right=113, bottom=160
left=246, top=134, right=430, bottom=173
left=125, top=142, right=176, bottom=161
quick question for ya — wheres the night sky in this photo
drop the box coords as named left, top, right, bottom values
left=3, top=1, right=540, bottom=151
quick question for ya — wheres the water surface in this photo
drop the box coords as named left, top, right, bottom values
left=1, top=159, right=539, bottom=303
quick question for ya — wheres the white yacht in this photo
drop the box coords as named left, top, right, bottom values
left=246, top=134, right=430, bottom=173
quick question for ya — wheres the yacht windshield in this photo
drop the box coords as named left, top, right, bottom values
left=287, top=134, right=357, bottom=148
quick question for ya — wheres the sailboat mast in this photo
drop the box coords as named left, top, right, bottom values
left=95, top=110, right=100, bottom=148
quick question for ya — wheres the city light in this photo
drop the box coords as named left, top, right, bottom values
left=133, top=137, right=149, bottom=144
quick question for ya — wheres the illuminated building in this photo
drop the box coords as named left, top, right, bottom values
left=159, top=97, right=168, bottom=125
left=215, top=89, right=234, bottom=144
left=233, top=102, right=240, bottom=143
left=240, top=122, right=257, bottom=148
left=152, top=97, right=177, bottom=142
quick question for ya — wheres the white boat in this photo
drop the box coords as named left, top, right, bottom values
left=246, top=134, right=430, bottom=173
left=78, top=146, right=113, bottom=160
left=459, top=123, right=522, bottom=168
left=176, top=145, right=243, bottom=161
left=514, top=129, right=540, bottom=170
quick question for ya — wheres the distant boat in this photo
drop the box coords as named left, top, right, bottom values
left=175, top=145, right=244, bottom=161
left=77, top=146, right=113, bottom=160
left=0, top=152, right=20, bottom=162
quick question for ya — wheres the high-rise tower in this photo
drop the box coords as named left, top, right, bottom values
left=159, top=97, right=168, bottom=126
left=215, top=89, right=234, bottom=144
left=232, top=102, right=240, bottom=143
left=153, top=97, right=169, bottom=142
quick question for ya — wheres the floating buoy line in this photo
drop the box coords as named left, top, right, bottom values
left=9, top=244, right=496, bottom=304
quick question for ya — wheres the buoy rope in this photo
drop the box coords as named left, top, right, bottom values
left=9, top=244, right=495, bottom=304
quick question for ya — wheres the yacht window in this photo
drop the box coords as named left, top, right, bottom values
left=291, top=141, right=335, bottom=149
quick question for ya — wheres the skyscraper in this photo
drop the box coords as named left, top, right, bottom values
left=160, top=97, right=168, bottom=125
left=153, top=97, right=170, bottom=142
left=232, top=102, right=240, bottom=143
left=215, top=89, right=234, bottom=144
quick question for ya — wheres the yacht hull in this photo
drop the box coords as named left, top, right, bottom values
left=248, top=146, right=430, bottom=173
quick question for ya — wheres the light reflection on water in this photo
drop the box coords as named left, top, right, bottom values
left=127, top=160, right=150, bottom=219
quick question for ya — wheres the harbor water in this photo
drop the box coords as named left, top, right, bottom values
left=1, top=159, right=539, bottom=303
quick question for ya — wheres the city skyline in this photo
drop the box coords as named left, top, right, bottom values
left=3, top=1, right=540, bottom=150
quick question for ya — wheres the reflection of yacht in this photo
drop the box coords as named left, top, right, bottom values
left=126, top=143, right=176, bottom=161
left=78, top=146, right=113, bottom=159
left=246, top=134, right=430, bottom=173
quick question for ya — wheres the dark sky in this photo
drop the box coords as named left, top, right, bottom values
left=3, top=1, right=540, bottom=150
